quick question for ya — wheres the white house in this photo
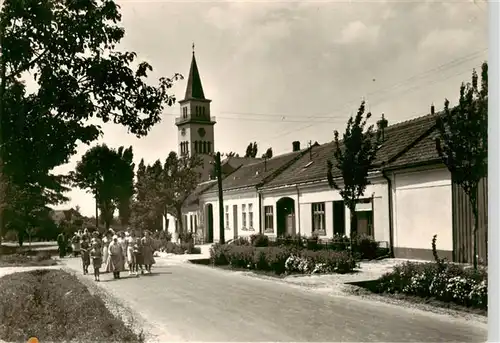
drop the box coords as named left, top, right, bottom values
left=198, top=148, right=309, bottom=242
left=259, top=141, right=391, bottom=245
left=382, top=119, right=488, bottom=262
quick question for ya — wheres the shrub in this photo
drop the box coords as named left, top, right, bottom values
left=209, top=243, right=231, bottom=265
left=232, top=236, right=251, bottom=246
left=179, top=232, right=194, bottom=244
left=250, top=233, right=269, bottom=247
left=352, top=234, right=379, bottom=260
left=226, top=245, right=255, bottom=269
left=165, top=242, right=184, bottom=255
left=285, top=250, right=357, bottom=274
left=376, top=261, right=488, bottom=309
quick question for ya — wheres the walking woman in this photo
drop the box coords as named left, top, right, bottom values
left=141, top=230, right=156, bottom=274
left=80, top=235, right=91, bottom=275
left=90, top=241, right=102, bottom=282
left=118, top=232, right=128, bottom=272
left=108, top=235, right=125, bottom=279
left=102, top=231, right=112, bottom=273
left=126, top=231, right=137, bottom=276
left=71, top=233, right=81, bottom=257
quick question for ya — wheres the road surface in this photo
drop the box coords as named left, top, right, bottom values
left=62, top=258, right=487, bottom=342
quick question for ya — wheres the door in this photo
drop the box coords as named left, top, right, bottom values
left=286, top=214, right=296, bottom=236
left=233, top=205, right=238, bottom=240
left=357, top=210, right=373, bottom=237
left=333, top=201, right=346, bottom=235
left=207, top=205, right=214, bottom=243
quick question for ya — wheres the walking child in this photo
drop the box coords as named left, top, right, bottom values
left=134, top=237, right=144, bottom=275
left=90, top=242, right=102, bottom=282
left=80, top=235, right=91, bottom=275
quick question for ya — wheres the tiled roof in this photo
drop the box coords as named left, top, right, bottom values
left=183, top=180, right=218, bottom=210
left=384, top=129, right=441, bottom=169
left=263, top=113, right=437, bottom=188
left=205, top=150, right=306, bottom=193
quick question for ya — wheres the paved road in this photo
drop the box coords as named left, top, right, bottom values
left=62, top=258, right=487, bottom=342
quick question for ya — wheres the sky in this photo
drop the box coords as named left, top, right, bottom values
left=52, top=0, right=489, bottom=217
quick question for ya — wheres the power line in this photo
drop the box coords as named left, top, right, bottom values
left=162, top=48, right=486, bottom=124
left=259, top=60, right=485, bottom=145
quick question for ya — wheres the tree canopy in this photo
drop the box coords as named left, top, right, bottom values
left=71, top=144, right=135, bottom=230
left=327, top=101, right=384, bottom=237
left=0, top=0, right=181, bottom=238
left=433, top=62, right=488, bottom=268
left=245, top=142, right=258, bottom=158
left=130, top=152, right=202, bottom=233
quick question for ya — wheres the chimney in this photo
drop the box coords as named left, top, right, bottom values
left=292, top=141, right=301, bottom=152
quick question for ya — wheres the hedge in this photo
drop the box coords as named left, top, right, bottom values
left=232, top=233, right=386, bottom=260
left=210, top=243, right=357, bottom=275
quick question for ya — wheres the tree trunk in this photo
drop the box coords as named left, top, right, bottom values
left=176, top=207, right=183, bottom=243
left=471, top=190, right=479, bottom=270
left=349, top=207, right=358, bottom=256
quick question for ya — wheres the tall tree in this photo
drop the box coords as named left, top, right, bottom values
left=327, top=101, right=384, bottom=240
left=0, top=0, right=181, bottom=235
left=71, top=144, right=132, bottom=230
left=115, top=146, right=135, bottom=226
left=262, top=147, right=273, bottom=159
left=135, top=152, right=202, bottom=234
left=245, top=142, right=258, bottom=158
left=433, top=62, right=488, bottom=269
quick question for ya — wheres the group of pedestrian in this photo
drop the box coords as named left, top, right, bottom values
left=57, top=228, right=156, bottom=282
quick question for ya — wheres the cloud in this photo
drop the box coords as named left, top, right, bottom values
left=335, top=21, right=380, bottom=45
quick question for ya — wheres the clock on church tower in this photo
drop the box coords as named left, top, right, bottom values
left=175, top=47, right=216, bottom=157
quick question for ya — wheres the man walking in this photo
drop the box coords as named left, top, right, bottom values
left=57, top=232, right=66, bottom=258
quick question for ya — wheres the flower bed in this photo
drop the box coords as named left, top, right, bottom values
left=0, top=251, right=57, bottom=267
left=210, top=243, right=357, bottom=275
left=233, top=233, right=388, bottom=261
left=367, top=261, right=487, bottom=311
left=0, top=269, right=143, bottom=342
left=161, top=241, right=201, bottom=255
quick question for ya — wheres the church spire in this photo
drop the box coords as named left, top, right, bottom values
left=183, top=45, right=206, bottom=100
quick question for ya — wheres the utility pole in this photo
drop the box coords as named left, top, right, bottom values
left=215, top=152, right=225, bottom=244
left=0, top=21, right=7, bottom=246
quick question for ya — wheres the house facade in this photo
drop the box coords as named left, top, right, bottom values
left=382, top=126, right=488, bottom=262
left=169, top=49, right=486, bottom=263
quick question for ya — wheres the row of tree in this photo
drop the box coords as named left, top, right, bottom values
left=225, top=142, right=273, bottom=159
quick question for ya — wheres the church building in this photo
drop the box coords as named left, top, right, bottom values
left=175, top=48, right=216, bottom=182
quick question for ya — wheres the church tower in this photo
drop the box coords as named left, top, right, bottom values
left=176, top=46, right=216, bottom=158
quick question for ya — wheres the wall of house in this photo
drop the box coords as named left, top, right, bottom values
left=391, top=166, right=453, bottom=260
left=261, top=180, right=390, bottom=243
left=200, top=189, right=261, bottom=242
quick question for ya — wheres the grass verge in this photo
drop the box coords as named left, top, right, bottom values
left=0, top=251, right=58, bottom=267
left=347, top=280, right=487, bottom=317
left=0, top=269, right=144, bottom=342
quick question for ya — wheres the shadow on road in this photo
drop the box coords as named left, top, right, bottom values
left=96, top=271, right=173, bottom=282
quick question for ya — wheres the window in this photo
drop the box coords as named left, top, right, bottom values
left=202, top=107, right=206, bottom=116
left=194, top=141, right=198, bottom=153
left=225, top=205, right=230, bottom=228
left=312, top=202, right=326, bottom=235
left=264, top=206, right=274, bottom=233
left=182, top=107, right=187, bottom=118
left=207, top=142, right=212, bottom=153
left=196, top=106, right=200, bottom=116
left=203, top=141, right=207, bottom=154
left=242, top=204, right=247, bottom=228
left=248, top=204, right=254, bottom=229
left=194, top=215, right=198, bottom=233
